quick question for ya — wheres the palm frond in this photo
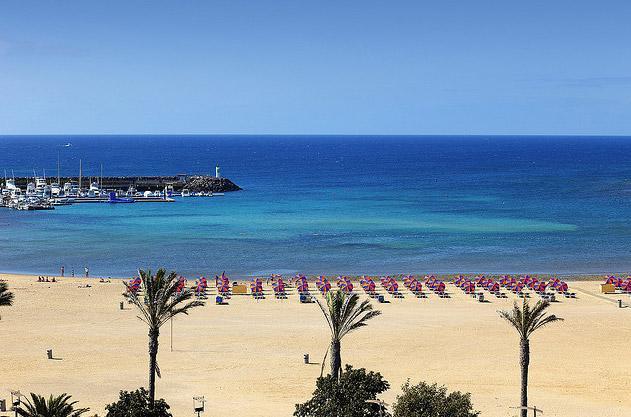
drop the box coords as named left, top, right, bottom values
left=530, top=313, right=564, bottom=334
left=498, top=298, right=563, bottom=340
left=317, top=290, right=380, bottom=342
left=126, top=268, right=205, bottom=331
left=0, top=281, right=14, bottom=306
left=315, top=297, right=335, bottom=334
left=17, top=393, right=88, bottom=417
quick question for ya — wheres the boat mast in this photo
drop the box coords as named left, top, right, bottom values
left=57, top=153, right=61, bottom=185
left=79, top=159, right=83, bottom=191
left=100, top=163, right=103, bottom=188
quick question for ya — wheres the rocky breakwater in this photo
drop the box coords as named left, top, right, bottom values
left=183, top=176, right=242, bottom=193
left=9, top=175, right=242, bottom=193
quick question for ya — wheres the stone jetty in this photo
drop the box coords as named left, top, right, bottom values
left=10, top=175, right=241, bottom=193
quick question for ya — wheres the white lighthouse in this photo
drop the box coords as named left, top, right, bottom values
left=215, top=164, right=221, bottom=179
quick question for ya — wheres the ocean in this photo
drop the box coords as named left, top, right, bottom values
left=0, top=135, right=629, bottom=278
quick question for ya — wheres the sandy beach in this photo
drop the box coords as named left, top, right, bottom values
left=1, top=273, right=630, bottom=417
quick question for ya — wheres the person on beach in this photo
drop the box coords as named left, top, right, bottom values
left=71, top=268, right=75, bottom=277
left=85, top=267, right=89, bottom=278
left=60, top=265, right=65, bottom=277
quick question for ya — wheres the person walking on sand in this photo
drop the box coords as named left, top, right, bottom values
left=85, top=267, right=89, bottom=278
left=60, top=265, right=65, bottom=277
left=72, top=268, right=75, bottom=277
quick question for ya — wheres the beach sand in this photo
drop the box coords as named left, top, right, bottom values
left=1, top=273, right=630, bottom=417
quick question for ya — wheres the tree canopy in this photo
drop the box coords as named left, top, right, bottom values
left=294, top=365, right=390, bottom=417
left=392, top=381, right=479, bottom=417
left=105, top=388, right=172, bottom=417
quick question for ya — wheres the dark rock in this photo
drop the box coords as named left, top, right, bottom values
left=183, top=176, right=242, bottom=193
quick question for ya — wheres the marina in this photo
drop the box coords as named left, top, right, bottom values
left=0, top=164, right=240, bottom=210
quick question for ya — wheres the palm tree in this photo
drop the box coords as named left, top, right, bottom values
left=0, top=281, right=14, bottom=320
left=124, top=268, right=204, bottom=408
left=0, top=281, right=14, bottom=306
left=316, top=289, right=381, bottom=381
left=16, top=393, right=89, bottom=417
left=499, top=299, right=563, bottom=417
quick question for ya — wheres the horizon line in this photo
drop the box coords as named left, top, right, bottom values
left=2, top=133, right=631, bottom=138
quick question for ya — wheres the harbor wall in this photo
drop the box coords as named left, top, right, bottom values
left=7, top=175, right=242, bottom=193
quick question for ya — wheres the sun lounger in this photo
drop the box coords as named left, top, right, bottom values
left=299, top=294, right=313, bottom=303
left=250, top=278, right=265, bottom=299
left=272, top=277, right=288, bottom=299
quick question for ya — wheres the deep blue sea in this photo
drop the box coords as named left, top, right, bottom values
left=0, top=135, right=630, bottom=278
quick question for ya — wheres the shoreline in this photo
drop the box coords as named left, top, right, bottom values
left=0, top=270, right=624, bottom=282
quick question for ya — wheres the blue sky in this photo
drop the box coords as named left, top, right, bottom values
left=1, top=0, right=630, bottom=135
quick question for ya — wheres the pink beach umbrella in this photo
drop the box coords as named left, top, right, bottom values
left=409, top=280, right=423, bottom=293
left=273, top=278, right=285, bottom=293
left=297, top=279, right=309, bottom=293
left=385, top=280, right=399, bottom=293
left=317, top=277, right=331, bottom=294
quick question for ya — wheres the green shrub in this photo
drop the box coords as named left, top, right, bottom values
left=392, top=381, right=479, bottom=417
left=104, top=388, right=172, bottom=417
left=294, top=365, right=390, bottom=417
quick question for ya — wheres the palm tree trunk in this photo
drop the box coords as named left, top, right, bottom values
left=519, top=338, right=530, bottom=417
left=330, top=339, right=341, bottom=380
left=148, top=327, right=160, bottom=408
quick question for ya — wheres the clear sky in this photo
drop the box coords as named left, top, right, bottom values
left=1, top=0, right=630, bottom=135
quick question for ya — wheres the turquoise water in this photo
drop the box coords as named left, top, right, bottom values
left=0, top=135, right=630, bottom=277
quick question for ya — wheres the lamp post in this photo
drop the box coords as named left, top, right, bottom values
left=10, top=390, right=22, bottom=417
left=193, top=396, right=205, bottom=417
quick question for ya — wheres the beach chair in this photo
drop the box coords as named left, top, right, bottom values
left=337, top=276, right=354, bottom=294
left=316, top=276, right=332, bottom=296
left=499, top=275, right=510, bottom=288
left=126, top=277, right=142, bottom=295
left=435, top=281, right=448, bottom=298
left=272, top=277, right=287, bottom=299
left=174, top=276, right=188, bottom=295
left=296, top=276, right=310, bottom=296
left=360, top=277, right=378, bottom=297
left=250, top=278, right=265, bottom=299
left=194, top=277, right=208, bottom=299
left=462, top=281, right=475, bottom=295
left=510, top=281, right=525, bottom=298
left=382, top=276, right=403, bottom=298
left=216, top=272, right=232, bottom=298
left=425, top=275, right=437, bottom=289
left=410, top=280, right=425, bottom=298
left=453, top=275, right=466, bottom=288
left=527, top=278, right=539, bottom=291
left=299, top=294, right=314, bottom=303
